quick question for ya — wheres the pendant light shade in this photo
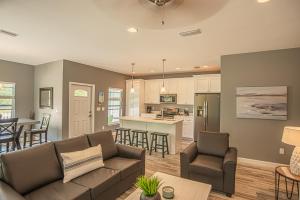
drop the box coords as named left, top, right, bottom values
left=130, top=63, right=135, bottom=93
left=161, top=59, right=166, bottom=93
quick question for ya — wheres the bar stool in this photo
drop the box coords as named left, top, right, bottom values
left=131, top=130, right=149, bottom=150
left=115, top=128, right=132, bottom=145
left=149, top=132, right=170, bottom=158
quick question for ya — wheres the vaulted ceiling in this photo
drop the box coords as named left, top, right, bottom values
left=0, top=0, right=299, bottom=75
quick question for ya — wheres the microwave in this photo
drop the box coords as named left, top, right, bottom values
left=160, top=94, right=177, bottom=104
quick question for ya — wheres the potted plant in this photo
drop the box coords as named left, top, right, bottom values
left=136, top=176, right=162, bottom=200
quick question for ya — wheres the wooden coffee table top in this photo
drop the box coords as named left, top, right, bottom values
left=125, top=172, right=211, bottom=200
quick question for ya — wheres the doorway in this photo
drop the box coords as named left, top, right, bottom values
left=69, top=82, right=95, bottom=138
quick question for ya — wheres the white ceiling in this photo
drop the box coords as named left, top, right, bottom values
left=0, top=0, right=300, bottom=75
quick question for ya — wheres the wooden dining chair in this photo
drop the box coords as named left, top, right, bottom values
left=23, top=113, right=51, bottom=148
left=0, top=118, right=24, bottom=153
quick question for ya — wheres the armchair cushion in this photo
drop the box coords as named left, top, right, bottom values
left=197, top=132, right=229, bottom=157
left=189, top=154, right=223, bottom=177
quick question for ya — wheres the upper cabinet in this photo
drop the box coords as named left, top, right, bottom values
left=177, top=77, right=194, bottom=105
left=126, top=79, right=145, bottom=116
left=163, top=78, right=178, bottom=94
left=144, top=79, right=161, bottom=104
left=194, top=74, right=221, bottom=93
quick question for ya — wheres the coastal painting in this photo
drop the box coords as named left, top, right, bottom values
left=236, top=86, right=287, bottom=120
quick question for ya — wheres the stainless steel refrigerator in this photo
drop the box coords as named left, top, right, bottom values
left=194, top=93, right=220, bottom=141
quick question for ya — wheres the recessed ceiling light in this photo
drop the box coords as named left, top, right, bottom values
left=127, top=27, right=138, bottom=33
left=175, top=67, right=181, bottom=70
left=257, top=0, right=270, bottom=3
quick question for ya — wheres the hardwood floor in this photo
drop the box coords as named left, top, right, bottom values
left=118, top=138, right=298, bottom=200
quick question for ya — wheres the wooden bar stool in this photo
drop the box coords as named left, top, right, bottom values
left=115, top=128, right=131, bottom=145
left=149, top=132, right=170, bottom=158
left=131, top=130, right=149, bottom=150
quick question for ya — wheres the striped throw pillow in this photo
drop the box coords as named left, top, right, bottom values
left=61, top=144, right=104, bottom=183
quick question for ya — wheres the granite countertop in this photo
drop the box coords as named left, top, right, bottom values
left=120, top=116, right=183, bottom=125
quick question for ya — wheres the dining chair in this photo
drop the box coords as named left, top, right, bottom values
left=0, top=118, right=24, bottom=153
left=23, top=113, right=51, bottom=148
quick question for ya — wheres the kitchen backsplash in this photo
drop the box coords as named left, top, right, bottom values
left=145, top=104, right=194, bottom=114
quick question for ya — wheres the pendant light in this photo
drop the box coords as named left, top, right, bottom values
left=161, top=59, right=166, bottom=93
left=130, top=63, right=135, bottom=93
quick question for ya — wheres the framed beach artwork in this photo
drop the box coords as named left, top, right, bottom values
left=236, top=86, right=287, bottom=120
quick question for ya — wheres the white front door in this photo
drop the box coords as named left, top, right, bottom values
left=69, top=83, right=93, bottom=138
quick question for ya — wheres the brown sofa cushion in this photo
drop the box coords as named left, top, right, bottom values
left=104, top=157, right=141, bottom=179
left=71, top=168, right=120, bottom=199
left=0, top=143, right=62, bottom=195
left=24, top=180, right=91, bottom=200
left=54, top=135, right=90, bottom=169
left=197, top=132, right=229, bottom=157
left=87, top=131, right=118, bottom=160
left=189, top=154, right=223, bottom=177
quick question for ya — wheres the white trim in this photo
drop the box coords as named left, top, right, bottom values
left=238, top=157, right=287, bottom=169
left=68, top=82, right=95, bottom=137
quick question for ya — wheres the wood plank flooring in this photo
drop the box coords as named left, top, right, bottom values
left=118, top=138, right=298, bottom=200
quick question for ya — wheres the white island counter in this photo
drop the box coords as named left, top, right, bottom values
left=120, top=116, right=183, bottom=154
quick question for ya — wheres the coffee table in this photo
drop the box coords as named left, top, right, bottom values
left=125, top=172, right=211, bottom=200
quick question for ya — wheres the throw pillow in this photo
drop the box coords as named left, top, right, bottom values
left=61, top=144, right=104, bottom=183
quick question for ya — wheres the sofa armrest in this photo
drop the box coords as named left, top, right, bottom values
left=0, top=181, right=25, bottom=200
left=180, top=142, right=198, bottom=178
left=117, top=144, right=146, bottom=175
left=116, top=144, right=145, bottom=160
left=223, top=147, right=237, bottom=195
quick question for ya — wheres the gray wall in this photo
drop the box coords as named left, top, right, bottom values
left=0, top=59, right=34, bottom=118
left=220, top=48, right=300, bottom=164
left=62, top=60, right=129, bottom=139
left=34, top=61, right=63, bottom=141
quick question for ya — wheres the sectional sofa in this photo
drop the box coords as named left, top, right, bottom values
left=0, top=130, right=145, bottom=200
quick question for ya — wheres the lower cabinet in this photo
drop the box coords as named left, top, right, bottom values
left=175, top=115, right=194, bottom=139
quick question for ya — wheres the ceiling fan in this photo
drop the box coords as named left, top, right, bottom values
left=94, top=0, right=229, bottom=29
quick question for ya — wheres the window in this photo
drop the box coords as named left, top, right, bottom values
left=108, top=88, right=123, bottom=125
left=74, top=89, right=88, bottom=97
left=0, top=82, right=16, bottom=118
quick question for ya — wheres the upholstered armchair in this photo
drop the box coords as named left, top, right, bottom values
left=180, top=132, right=237, bottom=197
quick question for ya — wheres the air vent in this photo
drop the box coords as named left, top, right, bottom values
left=0, top=29, right=18, bottom=37
left=179, top=29, right=201, bottom=37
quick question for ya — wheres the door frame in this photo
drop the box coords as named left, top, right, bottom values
left=68, top=82, right=95, bottom=137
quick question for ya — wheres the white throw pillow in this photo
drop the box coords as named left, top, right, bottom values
left=61, top=144, right=104, bottom=183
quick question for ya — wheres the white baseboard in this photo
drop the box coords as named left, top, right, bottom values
left=238, top=157, right=287, bottom=169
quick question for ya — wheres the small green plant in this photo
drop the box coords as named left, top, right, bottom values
left=135, top=176, right=161, bottom=197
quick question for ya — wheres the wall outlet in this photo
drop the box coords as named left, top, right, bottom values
left=279, top=148, right=285, bottom=155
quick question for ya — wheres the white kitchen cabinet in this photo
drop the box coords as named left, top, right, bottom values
left=126, top=79, right=145, bottom=116
left=177, top=77, right=194, bottom=105
left=163, top=78, right=178, bottom=94
left=175, top=115, right=194, bottom=139
left=194, top=74, right=221, bottom=93
left=144, top=79, right=161, bottom=104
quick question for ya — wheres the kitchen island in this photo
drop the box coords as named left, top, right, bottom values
left=120, top=116, right=183, bottom=154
